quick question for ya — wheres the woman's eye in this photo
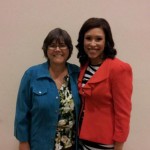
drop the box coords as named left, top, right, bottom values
left=51, top=44, right=56, bottom=47
left=85, top=36, right=91, bottom=41
left=95, top=37, right=102, bottom=41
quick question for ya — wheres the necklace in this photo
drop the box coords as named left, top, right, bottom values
left=49, top=67, right=68, bottom=90
left=54, top=79, right=64, bottom=90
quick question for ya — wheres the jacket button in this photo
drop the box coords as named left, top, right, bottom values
left=55, top=110, right=58, bottom=113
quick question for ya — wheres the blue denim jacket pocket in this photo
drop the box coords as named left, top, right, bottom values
left=32, top=88, right=50, bottom=111
left=33, top=88, right=48, bottom=96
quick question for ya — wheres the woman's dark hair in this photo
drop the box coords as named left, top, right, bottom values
left=76, top=18, right=117, bottom=65
left=42, top=28, right=73, bottom=61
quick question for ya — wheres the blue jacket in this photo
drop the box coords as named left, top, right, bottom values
left=14, top=62, right=81, bottom=150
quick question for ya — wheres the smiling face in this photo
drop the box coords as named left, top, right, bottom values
left=84, top=27, right=106, bottom=65
left=47, top=40, right=69, bottom=65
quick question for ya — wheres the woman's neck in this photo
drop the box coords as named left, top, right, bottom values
left=49, top=63, right=68, bottom=79
left=90, top=59, right=103, bottom=65
left=49, top=63, right=68, bottom=90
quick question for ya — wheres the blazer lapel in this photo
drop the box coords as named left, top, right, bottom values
left=88, top=59, right=110, bottom=84
left=78, top=63, right=90, bottom=96
left=78, top=63, right=88, bottom=85
left=78, top=59, right=110, bottom=96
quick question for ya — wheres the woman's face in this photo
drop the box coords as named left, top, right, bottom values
left=84, top=27, right=105, bottom=65
left=47, top=40, right=69, bottom=65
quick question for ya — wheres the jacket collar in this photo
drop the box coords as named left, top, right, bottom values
left=67, top=63, right=79, bottom=74
left=36, top=61, right=79, bottom=79
left=36, top=62, right=50, bottom=79
left=79, top=59, right=110, bottom=84
left=78, top=59, right=110, bottom=96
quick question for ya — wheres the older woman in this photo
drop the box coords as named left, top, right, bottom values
left=14, top=28, right=81, bottom=150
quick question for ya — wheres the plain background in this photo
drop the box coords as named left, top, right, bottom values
left=0, top=0, right=150, bottom=149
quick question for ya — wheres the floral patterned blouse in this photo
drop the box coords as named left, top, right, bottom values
left=55, top=75, right=75, bottom=150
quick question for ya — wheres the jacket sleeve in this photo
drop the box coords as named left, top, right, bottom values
left=14, top=71, right=32, bottom=142
left=110, top=62, right=133, bottom=142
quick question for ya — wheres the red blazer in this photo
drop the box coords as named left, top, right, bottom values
left=78, top=58, right=133, bottom=144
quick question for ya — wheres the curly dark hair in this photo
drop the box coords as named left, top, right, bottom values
left=76, top=18, right=117, bottom=65
left=42, top=28, right=73, bottom=61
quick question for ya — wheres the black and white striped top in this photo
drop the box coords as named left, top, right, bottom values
left=81, top=64, right=114, bottom=150
left=82, top=64, right=100, bottom=87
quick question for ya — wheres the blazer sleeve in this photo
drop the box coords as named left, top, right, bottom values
left=14, top=71, right=32, bottom=142
left=110, top=62, right=133, bottom=142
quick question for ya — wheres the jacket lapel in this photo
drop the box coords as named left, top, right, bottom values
left=88, top=59, right=110, bottom=84
left=78, top=59, right=110, bottom=96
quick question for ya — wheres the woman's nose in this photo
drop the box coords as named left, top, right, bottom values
left=90, top=40, right=96, bottom=46
left=55, top=46, right=61, bottom=51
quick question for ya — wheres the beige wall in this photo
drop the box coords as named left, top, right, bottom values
left=0, top=0, right=150, bottom=149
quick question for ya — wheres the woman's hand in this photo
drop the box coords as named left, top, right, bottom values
left=114, top=142, right=124, bottom=150
left=19, top=142, right=30, bottom=150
